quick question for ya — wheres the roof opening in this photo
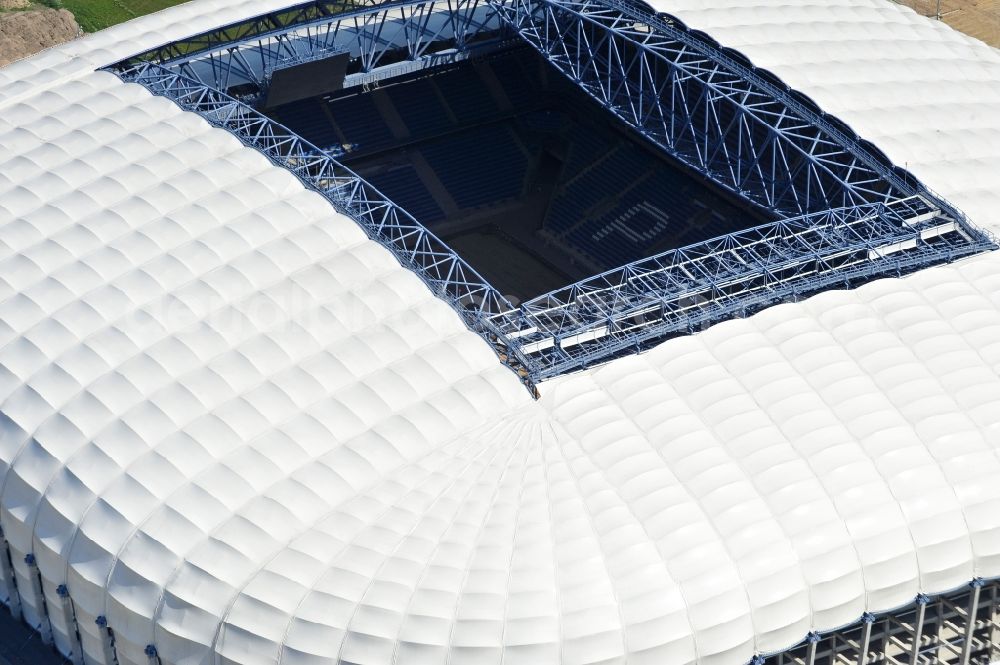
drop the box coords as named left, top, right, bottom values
left=266, top=46, right=769, bottom=302
left=105, top=0, right=996, bottom=387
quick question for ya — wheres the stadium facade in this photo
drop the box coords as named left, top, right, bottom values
left=0, top=0, right=999, bottom=664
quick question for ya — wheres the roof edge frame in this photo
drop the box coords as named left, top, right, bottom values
left=106, top=60, right=541, bottom=391
left=756, top=577, right=1000, bottom=665
left=103, top=0, right=997, bottom=388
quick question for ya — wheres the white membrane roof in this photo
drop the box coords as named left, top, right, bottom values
left=0, top=1, right=999, bottom=664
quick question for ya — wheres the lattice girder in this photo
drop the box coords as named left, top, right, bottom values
left=491, top=197, right=993, bottom=379
left=490, top=0, right=912, bottom=217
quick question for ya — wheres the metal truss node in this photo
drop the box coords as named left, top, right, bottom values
left=107, top=0, right=997, bottom=387
left=759, top=579, right=1000, bottom=665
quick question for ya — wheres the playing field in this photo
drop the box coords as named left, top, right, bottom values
left=61, top=0, right=189, bottom=32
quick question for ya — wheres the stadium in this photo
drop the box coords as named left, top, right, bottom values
left=0, top=0, right=999, bottom=663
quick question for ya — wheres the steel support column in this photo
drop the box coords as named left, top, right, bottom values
left=912, top=594, right=929, bottom=663
left=961, top=579, right=983, bottom=665
left=859, top=614, right=874, bottom=665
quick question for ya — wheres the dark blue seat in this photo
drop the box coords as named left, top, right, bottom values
left=488, top=54, right=541, bottom=109
left=420, top=126, right=527, bottom=209
left=368, top=166, right=446, bottom=223
left=274, top=98, right=339, bottom=149
left=326, top=94, right=395, bottom=151
left=387, top=81, right=453, bottom=137
left=434, top=67, right=498, bottom=122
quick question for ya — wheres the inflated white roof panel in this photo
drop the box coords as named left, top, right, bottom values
left=0, top=1, right=998, bottom=664
left=655, top=0, right=1000, bottom=235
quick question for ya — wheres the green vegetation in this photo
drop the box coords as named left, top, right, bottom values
left=60, top=0, right=189, bottom=32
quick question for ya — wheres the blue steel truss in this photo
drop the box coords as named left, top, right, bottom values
left=491, top=0, right=925, bottom=218
left=107, top=0, right=996, bottom=389
left=491, top=197, right=994, bottom=379
left=124, top=0, right=503, bottom=100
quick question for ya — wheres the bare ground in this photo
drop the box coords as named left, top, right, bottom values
left=0, top=7, right=79, bottom=68
left=895, top=0, right=1000, bottom=47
